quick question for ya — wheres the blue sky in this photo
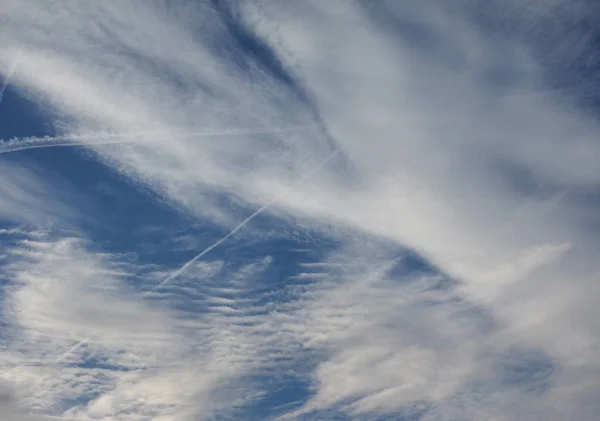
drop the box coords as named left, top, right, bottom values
left=1, top=1, right=600, bottom=420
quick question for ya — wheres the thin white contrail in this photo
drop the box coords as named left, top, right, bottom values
left=54, top=340, right=87, bottom=364
left=0, top=50, right=22, bottom=106
left=52, top=146, right=338, bottom=364
left=150, top=147, right=340, bottom=292
left=0, top=137, right=136, bottom=154
left=0, top=125, right=316, bottom=155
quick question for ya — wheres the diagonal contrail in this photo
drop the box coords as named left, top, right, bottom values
left=149, top=147, right=340, bottom=293
left=53, top=145, right=338, bottom=365
left=0, top=50, right=22, bottom=107
left=53, top=340, right=87, bottom=364
left=0, top=125, right=316, bottom=155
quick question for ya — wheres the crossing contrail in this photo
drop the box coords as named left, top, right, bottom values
left=0, top=125, right=317, bottom=155
left=0, top=50, right=22, bottom=107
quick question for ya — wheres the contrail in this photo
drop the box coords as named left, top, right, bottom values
left=0, top=50, right=22, bottom=106
left=53, top=147, right=339, bottom=364
left=150, top=147, right=341, bottom=292
left=54, top=340, right=87, bottom=364
left=0, top=125, right=316, bottom=155
left=0, top=137, right=136, bottom=154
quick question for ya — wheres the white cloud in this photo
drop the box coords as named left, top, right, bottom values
left=1, top=0, right=600, bottom=420
left=0, top=232, right=302, bottom=420
left=4, top=236, right=175, bottom=349
left=0, top=234, right=182, bottom=416
left=0, top=380, right=52, bottom=421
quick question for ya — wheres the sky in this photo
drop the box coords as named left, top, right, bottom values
left=1, top=0, right=600, bottom=420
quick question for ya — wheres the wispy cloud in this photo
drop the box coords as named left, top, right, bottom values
left=0, top=50, right=21, bottom=107
left=1, top=0, right=600, bottom=420
left=0, top=232, right=286, bottom=420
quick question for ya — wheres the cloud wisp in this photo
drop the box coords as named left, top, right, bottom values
left=0, top=50, right=21, bottom=107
